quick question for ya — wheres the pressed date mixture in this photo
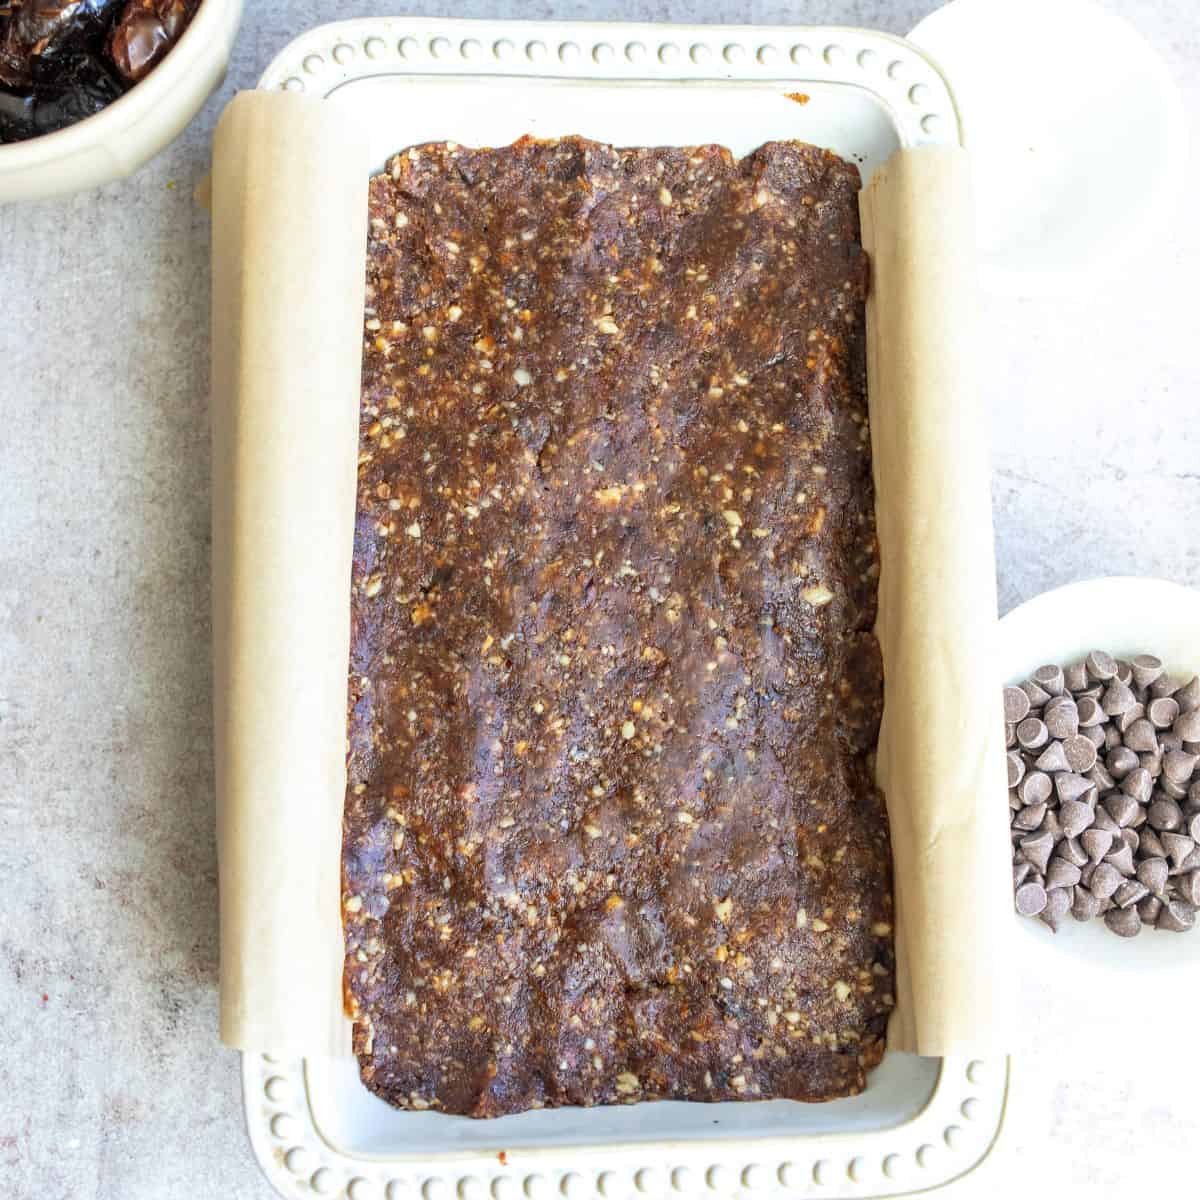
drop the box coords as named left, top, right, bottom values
left=343, top=136, right=893, bottom=1117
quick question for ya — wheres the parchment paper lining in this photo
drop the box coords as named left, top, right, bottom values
left=212, top=91, right=1010, bottom=1060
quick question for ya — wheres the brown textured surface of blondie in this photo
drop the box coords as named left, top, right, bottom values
left=343, top=136, right=893, bottom=1117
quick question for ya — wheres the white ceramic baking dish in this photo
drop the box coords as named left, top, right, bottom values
left=0, top=0, right=242, bottom=203
left=243, top=18, right=1007, bottom=1200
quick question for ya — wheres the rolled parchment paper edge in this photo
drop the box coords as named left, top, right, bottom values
left=861, top=145, right=1013, bottom=1058
left=212, top=91, right=367, bottom=1056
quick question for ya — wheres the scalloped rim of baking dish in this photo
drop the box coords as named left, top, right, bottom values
left=244, top=1052, right=1009, bottom=1199
left=243, top=17, right=1006, bottom=1200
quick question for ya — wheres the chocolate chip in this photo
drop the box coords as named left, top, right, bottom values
left=1177, top=710, right=1200, bottom=743
left=1148, top=697, right=1180, bottom=729
left=1105, top=792, right=1140, bottom=828
left=1105, top=906, right=1142, bottom=937
left=1104, top=841, right=1136, bottom=876
left=1020, top=831, right=1055, bottom=874
left=1053, top=773, right=1091, bottom=805
left=1018, top=771, right=1053, bottom=806
left=1073, top=886, right=1103, bottom=921
left=1057, top=836, right=1089, bottom=868
left=1164, top=750, right=1198, bottom=785
left=1113, top=879, right=1149, bottom=909
left=1057, top=797, right=1093, bottom=839
left=1034, top=741, right=1070, bottom=774
left=1082, top=725, right=1108, bottom=749
left=1138, top=827, right=1166, bottom=859
left=1003, top=686, right=1031, bottom=724
left=1099, top=744, right=1137, bottom=782
left=1088, top=761, right=1117, bottom=792
left=1033, top=664, right=1066, bottom=697
left=1038, top=810, right=1063, bottom=842
left=1061, top=735, right=1097, bottom=773
left=1117, top=704, right=1147, bottom=735
left=1086, top=650, right=1118, bottom=681
left=1081, top=828, right=1114, bottom=863
left=1120, top=768, right=1153, bottom=805
left=1149, top=674, right=1178, bottom=700
left=1129, top=805, right=1148, bottom=830
left=1131, top=654, right=1164, bottom=689
left=1015, top=880, right=1048, bottom=917
left=1020, top=679, right=1052, bottom=708
left=1136, top=856, right=1169, bottom=897
left=1104, top=725, right=1123, bottom=751
left=1044, top=858, right=1082, bottom=891
left=1006, top=751, right=1026, bottom=789
left=1090, top=861, right=1123, bottom=900
left=1181, top=846, right=1200, bottom=873
left=1091, top=806, right=1120, bottom=835
left=1005, top=722, right=1016, bottom=748
left=1102, top=679, right=1138, bottom=716
left=1044, top=699, right=1079, bottom=739
left=1161, top=775, right=1189, bottom=801
left=1013, top=802, right=1048, bottom=831
left=1148, top=797, right=1183, bottom=832
left=1077, top=696, right=1106, bottom=727
left=1162, top=831, right=1195, bottom=871
left=1116, top=660, right=1134, bottom=686
left=1139, top=749, right=1163, bottom=779
left=1160, top=732, right=1185, bottom=755
left=1017, top=717, right=1049, bottom=751
left=1182, top=871, right=1200, bottom=907
left=1176, top=676, right=1200, bottom=715
left=1120, top=827, right=1140, bottom=854
left=1124, top=719, right=1159, bottom=754
left=1157, top=899, right=1197, bottom=933
left=1137, top=894, right=1163, bottom=924
left=1014, top=860, right=1032, bottom=888
left=1040, top=887, right=1071, bottom=931
left=1064, top=661, right=1089, bottom=693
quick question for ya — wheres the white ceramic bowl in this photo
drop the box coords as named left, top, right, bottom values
left=909, top=0, right=1187, bottom=297
left=998, top=577, right=1200, bottom=1051
left=0, top=0, right=242, bottom=202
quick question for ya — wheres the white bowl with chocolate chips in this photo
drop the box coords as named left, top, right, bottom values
left=1000, top=577, right=1200, bottom=967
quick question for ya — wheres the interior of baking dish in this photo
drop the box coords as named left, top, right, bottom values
left=295, top=67, right=940, bottom=1160
left=305, top=1053, right=940, bottom=1156
left=329, top=77, right=912, bottom=184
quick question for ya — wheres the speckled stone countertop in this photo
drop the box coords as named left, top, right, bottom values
left=0, top=2, right=1196, bottom=1197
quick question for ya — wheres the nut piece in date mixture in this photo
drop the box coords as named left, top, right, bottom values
left=342, top=136, right=893, bottom=1117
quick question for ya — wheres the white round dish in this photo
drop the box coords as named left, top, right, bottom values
left=0, top=0, right=243, bottom=203
left=999, top=577, right=1200, bottom=1050
left=908, top=0, right=1187, bottom=296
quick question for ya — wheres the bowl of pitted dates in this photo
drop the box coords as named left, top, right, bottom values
left=0, top=0, right=241, bottom=200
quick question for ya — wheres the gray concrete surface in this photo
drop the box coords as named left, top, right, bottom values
left=0, top=2, right=1196, bottom=1197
